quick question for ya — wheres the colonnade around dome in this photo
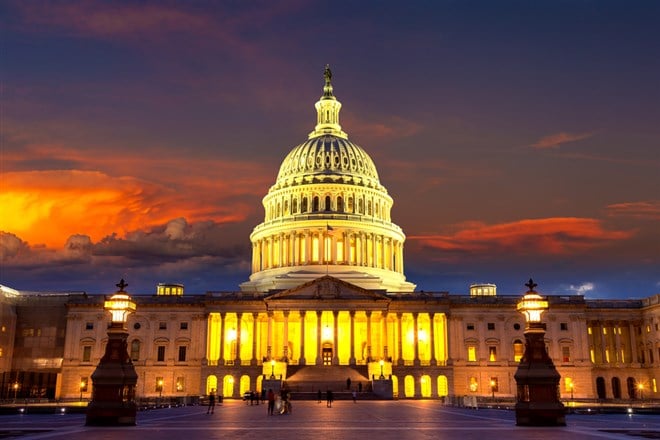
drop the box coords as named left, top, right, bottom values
left=250, top=229, right=405, bottom=275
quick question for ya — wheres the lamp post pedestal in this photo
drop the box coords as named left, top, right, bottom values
left=85, top=324, right=138, bottom=426
left=514, top=322, right=565, bottom=426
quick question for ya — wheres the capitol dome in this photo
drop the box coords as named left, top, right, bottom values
left=240, top=66, right=415, bottom=293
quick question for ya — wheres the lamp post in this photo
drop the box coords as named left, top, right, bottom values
left=80, top=380, right=85, bottom=402
left=490, top=380, right=496, bottom=399
left=158, top=379, right=164, bottom=399
left=569, top=383, right=574, bottom=402
left=379, top=359, right=385, bottom=379
left=514, top=279, right=565, bottom=426
left=86, top=279, right=138, bottom=426
left=638, top=383, right=644, bottom=401
left=270, top=360, right=275, bottom=379
left=13, top=382, right=18, bottom=402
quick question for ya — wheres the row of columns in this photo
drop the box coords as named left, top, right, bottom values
left=252, top=230, right=404, bottom=274
left=265, top=195, right=390, bottom=223
left=207, top=311, right=445, bottom=367
left=588, top=320, right=639, bottom=364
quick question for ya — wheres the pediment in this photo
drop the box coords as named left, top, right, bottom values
left=265, top=276, right=389, bottom=303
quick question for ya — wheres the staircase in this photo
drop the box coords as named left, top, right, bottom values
left=284, top=365, right=374, bottom=400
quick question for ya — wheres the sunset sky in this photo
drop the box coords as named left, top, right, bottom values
left=1, top=1, right=659, bottom=298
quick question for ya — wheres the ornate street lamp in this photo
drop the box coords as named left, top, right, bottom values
left=379, top=359, right=385, bottom=379
left=13, top=382, right=19, bottom=402
left=270, top=360, right=276, bottom=379
left=490, top=379, right=496, bottom=399
left=514, top=279, right=565, bottom=426
left=638, top=383, right=644, bottom=401
left=86, top=279, right=138, bottom=426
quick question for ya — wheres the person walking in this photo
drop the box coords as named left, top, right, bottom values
left=317, top=389, right=322, bottom=403
left=267, top=388, right=275, bottom=416
left=352, top=389, right=357, bottom=403
left=207, top=389, right=216, bottom=414
left=326, top=389, right=333, bottom=408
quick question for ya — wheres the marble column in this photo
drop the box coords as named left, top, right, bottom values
left=300, top=311, right=306, bottom=365
left=349, top=311, right=356, bottom=365
left=316, top=311, right=323, bottom=365
left=333, top=311, right=339, bottom=365
left=251, top=313, right=259, bottom=366
left=397, top=313, right=404, bottom=366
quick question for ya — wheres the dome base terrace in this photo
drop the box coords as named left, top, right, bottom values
left=239, top=266, right=416, bottom=294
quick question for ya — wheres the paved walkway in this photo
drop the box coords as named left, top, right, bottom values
left=1, top=400, right=659, bottom=439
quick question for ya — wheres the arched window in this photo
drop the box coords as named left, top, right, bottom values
left=348, top=196, right=354, bottom=212
left=284, top=200, right=289, bottom=215
left=375, top=202, right=379, bottom=218
left=277, top=203, right=281, bottom=217
left=313, top=196, right=320, bottom=212
left=367, top=201, right=372, bottom=216
left=627, top=377, right=637, bottom=399
left=292, top=199, right=298, bottom=214
left=404, top=375, right=415, bottom=398
left=612, top=377, right=621, bottom=399
left=337, top=196, right=344, bottom=212
left=301, top=197, right=308, bottom=213
left=358, top=199, right=364, bottom=214
left=513, top=340, right=524, bottom=362
left=596, top=377, right=606, bottom=399
left=325, top=196, right=331, bottom=211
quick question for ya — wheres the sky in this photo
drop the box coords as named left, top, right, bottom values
left=1, top=0, right=659, bottom=298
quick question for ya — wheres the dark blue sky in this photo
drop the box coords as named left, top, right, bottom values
left=1, top=0, right=659, bottom=298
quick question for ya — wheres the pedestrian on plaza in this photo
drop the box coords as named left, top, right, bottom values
left=317, top=389, right=322, bottom=403
left=261, top=388, right=266, bottom=404
left=352, top=389, right=357, bottom=403
left=250, top=391, right=255, bottom=406
left=326, top=389, right=333, bottom=408
left=267, top=388, right=275, bottom=415
left=207, top=389, right=216, bottom=414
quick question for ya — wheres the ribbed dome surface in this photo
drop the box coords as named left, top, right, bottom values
left=276, top=135, right=380, bottom=185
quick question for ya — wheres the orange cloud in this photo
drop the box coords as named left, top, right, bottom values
left=531, top=132, right=593, bottom=149
left=408, top=217, right=634, bottom=255
left=606, top=201, right=660, bottom=220
left=0, top=167, right=263, bottom=248
left=344, top=114, right=423, bottom=141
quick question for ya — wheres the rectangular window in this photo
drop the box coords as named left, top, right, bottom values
left=588, top=327, right=592, bottom=335
left=488, top=346, right=497, bottom=362
left=489, top=377, right=499, bottom=392
left=180, top=322, right=188, bottom=330
left=85, top=322, right=94, bottom=330
left=487, top=323, right=495, bottom=331
left=176, top=377, right=185, bottom=392
left=562, top=346, right=571, bottom=362
left=466, top=323, right=475, bottom=331
left=159, top=322, right=167, bottom=330
left=603, top=328, right=607, bottom=335
left=80, top=377, right=89, bottom=392
left=467, top=345, right=477, bottom=362
left=469, top=376, right=478, bottom=392
left=605, top=349, right=610, bottom=363
left=130, top=340, right=140, bottom=361
left=82, top=346, right=92, bottom=362
left=560, top=322, right=568, bottom=331
left=157, top=346, right=166, bottom=362
left=178, top=346, right=187, bottom=362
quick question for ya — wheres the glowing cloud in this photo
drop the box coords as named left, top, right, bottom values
left=408, top=217, right=634, bottom=256
left=531, top=132, right=593, bottom=149
left=606, top=201, right=660, bottom=220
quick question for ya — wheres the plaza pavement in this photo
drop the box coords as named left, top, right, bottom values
left=1, top=400, right=659, bottom=440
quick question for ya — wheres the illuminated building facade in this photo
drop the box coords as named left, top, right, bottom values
left=1, top=69, right=659, bottom=403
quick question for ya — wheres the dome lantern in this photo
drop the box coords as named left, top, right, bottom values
left=309, top=64, right=347, bottom=140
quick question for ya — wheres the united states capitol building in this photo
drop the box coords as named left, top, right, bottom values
left=1, top=69, right=659, bottom=403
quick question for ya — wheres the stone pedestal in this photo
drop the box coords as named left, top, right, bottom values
left=85, top=325, right=138, bottom=426
left=514, top=323, right=565, bottom=426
